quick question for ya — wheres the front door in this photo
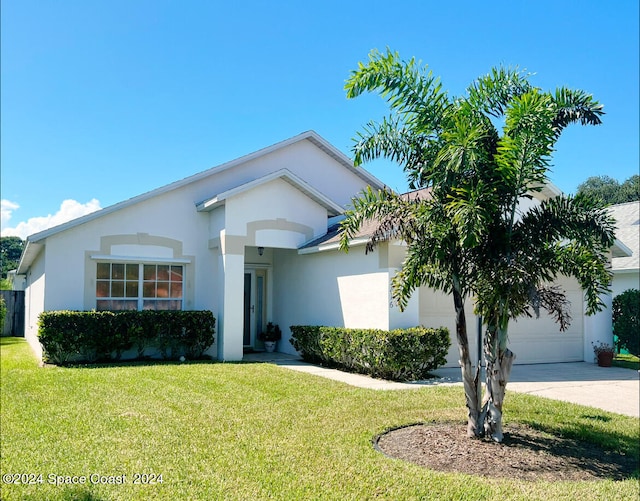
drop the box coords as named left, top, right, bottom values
left=243, top=269, right=266, bottom=347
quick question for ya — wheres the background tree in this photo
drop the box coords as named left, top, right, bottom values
left=1, top=237, right=24, bottom=279
left=341, top=49, right=615, bottom=441
left=576, top=174, right=640, bottom=205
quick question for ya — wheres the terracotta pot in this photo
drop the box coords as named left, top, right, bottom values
left=597, top=351, right=614, bottom=367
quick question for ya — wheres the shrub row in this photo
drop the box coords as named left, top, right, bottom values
left=38, top=310, right=215, bottom=364
left=289, top=325, right=450, bottom=381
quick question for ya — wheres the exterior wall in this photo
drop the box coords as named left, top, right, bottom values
left=583, top=292, right=613, bottom=364
left=210, top=178, right=332, bottom=360
left=185, top=138, right=371, bottom=213
left=24, top=249, right=45, bottom=360
left=419, top=287, right=479, bottom=368
left=25, top=183, right=219, bottom=360
left=612, top=271, right=640, bottom=297
left=274, top=243, right=422, bottom=355
left=274, top=246, right=388, bottom=355
left=42, top=183, right=215, bottom=312
left=224, top=178, right=328, bottom=245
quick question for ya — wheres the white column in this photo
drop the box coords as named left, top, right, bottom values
left=583, top=292, right=613, bottom=363
left=217, top=232, right=245, bottom=361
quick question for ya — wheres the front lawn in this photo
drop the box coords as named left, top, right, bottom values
left=1, top=337, right=638, bottom=500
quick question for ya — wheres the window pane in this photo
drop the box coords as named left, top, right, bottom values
left=96, top=262, right=185, bottom=311
left=126, top=281, right=139, bottom=298
left=170, top=266, right=183, bottom=281
left=157, top=265, right=169, bottom=281
left=122, top=300, right=138, bottom=311
left=96, top=300, right=111, bottom=311
left=112, top=263, right=125, bottom=280
left=170, top=282, right=182, bottom=298
left=109, top=300, right=137, bottom=311
left=111, top=281, right=124, bottom=298
left=97, top=263, right=110, bottom=280
left=96, top=281, right=110, bottom=298
left=143, top=282, right=156, bottom=298
left=126, top=264, right=139, bottom=280
left=156, top=282, right=169, bottom=298
left=144, top=265, right=156, bottom=280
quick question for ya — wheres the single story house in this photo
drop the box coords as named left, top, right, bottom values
left=16, top=131, right=629, bottom=366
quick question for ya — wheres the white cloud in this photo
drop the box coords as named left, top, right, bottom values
left=1, top=199, right=20, bottom=229
left=1, top=199, right=102, bottom=239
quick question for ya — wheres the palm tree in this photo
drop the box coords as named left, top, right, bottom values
left=340, top=49, right=615, bottom=441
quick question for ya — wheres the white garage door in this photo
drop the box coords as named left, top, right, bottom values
left=420, top=276, right=584, bottom=367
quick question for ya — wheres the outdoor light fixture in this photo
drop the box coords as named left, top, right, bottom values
left=258, top=247, right=264, bottom=256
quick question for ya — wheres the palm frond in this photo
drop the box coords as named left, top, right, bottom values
left=345, top=48, right=449, bottom=128
left=466, top=66, right=533, bottom=118
left=552, top=87, right=604, bottom=134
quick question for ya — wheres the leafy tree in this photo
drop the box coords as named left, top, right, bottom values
left=576, top=174, right=640, bottom=205
left=620, top=175, right=640, bottom=202
left=341, top=49, right=615, bottom=441
left=1, top=237, right=24, bottom=279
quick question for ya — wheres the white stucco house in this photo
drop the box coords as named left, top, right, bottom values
left=16, top=131, right=629, bottom=366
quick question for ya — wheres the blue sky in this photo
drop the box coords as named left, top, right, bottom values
left=2, top=0, right=638, bottom=238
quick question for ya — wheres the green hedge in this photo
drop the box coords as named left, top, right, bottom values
left=289, top=325, right=450, bottom=381
left=38, top=310, right=215, bottom=364
left=613, top=289, right=639, bottom=356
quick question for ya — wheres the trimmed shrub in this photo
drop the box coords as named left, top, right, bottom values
left=613, top=289, right=639, bottom=356
left=289, top=325, right=450, bottom=381
left=38, top=310, right=215, bottom=364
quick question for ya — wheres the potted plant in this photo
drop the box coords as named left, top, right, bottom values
left=259, top=322, right=282, bottom=353
left=592, top=341, right=615, bottom=367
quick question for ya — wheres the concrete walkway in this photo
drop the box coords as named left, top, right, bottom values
left=242, top=352, right=640, bottom=418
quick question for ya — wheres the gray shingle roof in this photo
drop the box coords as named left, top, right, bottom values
left=608, top=201, right=640, bottom=272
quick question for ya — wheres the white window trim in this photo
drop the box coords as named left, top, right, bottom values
left=96, top=262, right=185, bottom=311
left=91, top=254, right=190, bottom=264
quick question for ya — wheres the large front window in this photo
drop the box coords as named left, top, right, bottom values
left=96, top=263, right=183, bottom=311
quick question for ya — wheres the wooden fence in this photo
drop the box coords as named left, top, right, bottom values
left=1, top=290, right=25, bottom=337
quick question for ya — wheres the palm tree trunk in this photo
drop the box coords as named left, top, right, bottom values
left=480, top=320, right=515, bottom=442
left=452, top=279, right=482, bottom=438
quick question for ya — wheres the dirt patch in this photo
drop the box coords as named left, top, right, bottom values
left=375, top=423, right=639, bottom=481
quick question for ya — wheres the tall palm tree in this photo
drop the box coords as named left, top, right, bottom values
left=340, top=49, right=615, bottom=441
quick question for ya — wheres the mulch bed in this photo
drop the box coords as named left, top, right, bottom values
left=374, top=422, right=639, bottom=481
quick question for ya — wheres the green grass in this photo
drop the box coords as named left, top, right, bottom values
left=613, top=353, right=640, bottom=370
left=1, top=337, right=638, bottom=501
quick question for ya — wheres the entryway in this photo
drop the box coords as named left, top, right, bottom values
left=243, top=267, right=268, bottom=349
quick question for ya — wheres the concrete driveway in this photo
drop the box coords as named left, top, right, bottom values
left=246, top=353, right=639, bottom=418
left=432, top=362, right=640, bottom=418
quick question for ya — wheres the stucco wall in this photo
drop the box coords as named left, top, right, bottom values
left=23, top=249, right=45, bottom=360
left=273, top=241, right=427, bottom=355
left=612, top=271, right=640, bottom=297
left=274, top=246, right=390, bottom=354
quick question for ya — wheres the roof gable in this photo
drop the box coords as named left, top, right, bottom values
left=23, top=131, right=384, bottom=245
left=195, top=169, right=343, bottom=216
